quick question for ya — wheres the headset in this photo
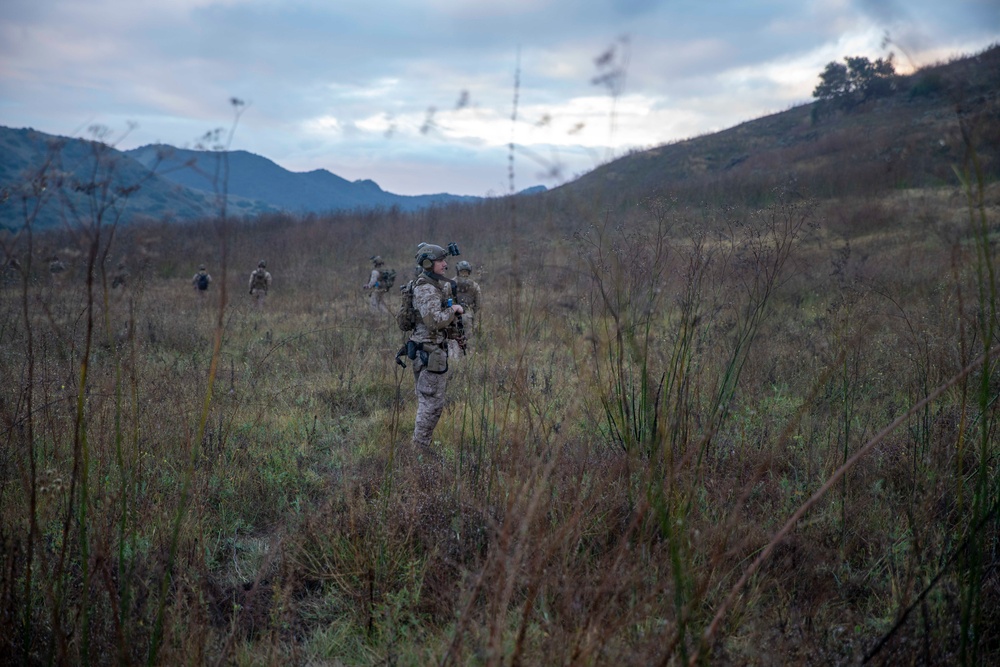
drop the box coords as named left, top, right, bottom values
left=417, top=242, right=460, bottom=270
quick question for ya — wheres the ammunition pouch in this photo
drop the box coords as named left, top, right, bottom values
left=425, top=344, right=448, bottom=374
left=398, top=340, right=447, bottom=373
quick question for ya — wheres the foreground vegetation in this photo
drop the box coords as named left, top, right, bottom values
left=1, top=49, right=999, bottom=664
left=2, top=167, right=998, bottom=665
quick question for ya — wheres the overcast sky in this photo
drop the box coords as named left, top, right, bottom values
left=1, top=1, right=997, bottom=196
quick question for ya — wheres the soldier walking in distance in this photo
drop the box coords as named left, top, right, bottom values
left=450, top=259, right=482, bottom=356
left=363, top=255, right=394, bottom=315
left=407, top=243, right=464, bottom=451
left=112, top=261, right=129, bottom=289
left=192, top=264, right=212, bottom=295
left=48, top=255, right=66, bottom=284
left=249, top=259, right=272, bottom=307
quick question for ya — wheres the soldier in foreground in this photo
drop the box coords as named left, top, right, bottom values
left=192, top=264, right=212, bottom=295
left=405, top=243, right=464, bottom=451
left=248, top=259, right=272, bottom=307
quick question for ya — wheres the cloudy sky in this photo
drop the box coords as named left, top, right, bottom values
left=1, top=1, right=997, bottom=197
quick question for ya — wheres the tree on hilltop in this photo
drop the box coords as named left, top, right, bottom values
left=812, top=54, right=897, bottom=115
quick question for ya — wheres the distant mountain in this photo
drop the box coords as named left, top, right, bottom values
left=0, top=127, right=533, bottom=230
left=124, top=145, right=485, bottom=214
left=0, top=126, right=277, bottom=230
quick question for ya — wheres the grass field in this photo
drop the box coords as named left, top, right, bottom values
left=1, top=113, right=999, bottom=664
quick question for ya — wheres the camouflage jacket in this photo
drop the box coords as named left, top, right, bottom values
left=455, top=276, right=481, bottom=312
left=249, top=268, right=272, bottom=292
left=409, top=272, right=457, bottom=346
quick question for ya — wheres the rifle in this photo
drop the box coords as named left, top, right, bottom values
left=449, top=313, right=468, bottom=355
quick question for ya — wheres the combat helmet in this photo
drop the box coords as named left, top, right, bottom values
left=370, top=255, right=384, bottom=267
left=415, top=243, right=447, bottom=270
left=258, top=260, right=267, bottom=268
left=456, top=260, right=472, bottom=275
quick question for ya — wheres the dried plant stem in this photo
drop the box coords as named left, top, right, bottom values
left=694, top=342, right=1000, bottom=664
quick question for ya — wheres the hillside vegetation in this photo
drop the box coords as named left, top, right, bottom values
left=550, top=43, right=1000, bottom=211
left=0, top=46, right=998, bottom=665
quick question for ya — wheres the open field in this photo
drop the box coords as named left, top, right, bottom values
left=1, top=160, right=998, bottom=665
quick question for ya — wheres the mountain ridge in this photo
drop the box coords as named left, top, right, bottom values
left=124, top=145, right=487, bottom=213
left=0, top=130, right=502, bottom=230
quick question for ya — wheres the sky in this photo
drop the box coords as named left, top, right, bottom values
left=1, top=1, right=998, bottom=197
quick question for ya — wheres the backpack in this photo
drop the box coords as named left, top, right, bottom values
left=455, top=277, right=474, bottom=308
left=251, top=269, right=268, bottom=290
left=396, top=280, right=420, bottom=332
left=196, top=273, right=209, bottom=291
left=379, top=269, right=396, bottom=290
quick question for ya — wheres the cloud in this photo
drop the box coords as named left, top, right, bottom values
left=1, top=0, right=997, bottom=195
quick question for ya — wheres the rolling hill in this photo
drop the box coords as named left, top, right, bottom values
left=0, top=126, right=278, bottom=230
left=0, top=130, right=487, bottom=231
left=546, top=43, right=1000, bottom=211
left=123, top=145, right=484, bottom=214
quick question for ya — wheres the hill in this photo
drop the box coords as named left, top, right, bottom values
left=546, top=43, right=1000, bottom=211
left=124, top=145, right=484, bottom=214
left=0, top=130, right=489, bottom=231
left=0, top=126, right=278, bottom=230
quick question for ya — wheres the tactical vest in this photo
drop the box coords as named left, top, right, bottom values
left=251, top=269, right=268, bottom=290
left=455, top=276, right=477, bottom=309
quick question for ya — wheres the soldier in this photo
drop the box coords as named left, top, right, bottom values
left=248, top=259, right=272, bottom=306
left=450, top=259, right=482, bottom=356
left=3, top=257, right=22, bottom=287
left=363, top=255, right=393, bottom=315
left=46, top=255, right=67, bottom=286
left=192, top=264, right=212, bottom=295
left=111, top=261, right=128, bottom=289
left=407, top=243, right=464, bottom=451
left=49, top=255, right=66, bottom=274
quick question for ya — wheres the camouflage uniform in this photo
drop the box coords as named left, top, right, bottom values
left=409, top=269, right=460, bottom=449
left=450, top=261, right=481, bottom=356
left=249, top=260, right=272, bottom=305
left=111, top=262, right=128, bottom=289
left=192, top=265, right=212, bottom=294
left=49, top=256, right=66, bottom=281
left=364, top=256, right=391, bottom=315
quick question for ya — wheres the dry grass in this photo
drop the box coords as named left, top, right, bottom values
left=0, top=171, right=998, bottom=666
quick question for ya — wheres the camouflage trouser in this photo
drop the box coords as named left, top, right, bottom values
left=412, top=361, right=449, bottom=448
left=369, top=289, right=389, bottom=314
left=251, top=288, right=267, bottom=305
left=461, top=310, right=475, bottom=336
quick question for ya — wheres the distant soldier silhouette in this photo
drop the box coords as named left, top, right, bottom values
left=249, top=259, right=272, bottom=307
left=46, top=255, right=67, bottom=286
left=49, top=255, right=66, bottom=275
left=3, top=257, right=21, bottom=287
left=363, top=255, right=394, bottom=315
left=192, top=264, right=212, bottom=295
left=112, top=261, right=128, bottom=289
